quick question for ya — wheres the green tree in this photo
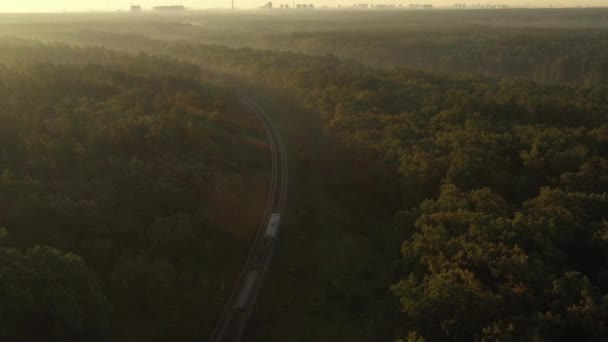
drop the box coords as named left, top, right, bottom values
left=0, top=245, right=110, bottom=342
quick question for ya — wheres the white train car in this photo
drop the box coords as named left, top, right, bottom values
left=265, top=213, right=281, bottom=238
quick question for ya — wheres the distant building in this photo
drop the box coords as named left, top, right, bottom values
left=409, top=3, right=433, bottom=9
left=131, top=5, right=142, bottom=12
left=153, top=5, right=186, bottom=11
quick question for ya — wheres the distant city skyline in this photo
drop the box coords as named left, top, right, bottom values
left=0, top=0, right=605, bottom=12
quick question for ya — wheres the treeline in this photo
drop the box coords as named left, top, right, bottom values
left=60, top=27, right=608, bottom=86
left=5, top=9, right=608, bottom=86
left=169, top=45, right=608, bottom=340
left=0, top=45, right=268, bottom=341
left=250, top=28, right=608, bottom=86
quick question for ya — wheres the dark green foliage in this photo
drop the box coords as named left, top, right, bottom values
left=392, top=186, right=608, bottom=341
left=0, top=48, right=266, bottom=340
left=0, top=244, right=110, bottom=342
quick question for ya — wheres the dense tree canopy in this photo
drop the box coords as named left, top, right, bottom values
left=0, top=47, right=268, bottom=340
left=1, top=10, right=607, bottom=340
left=166, top=41, right=608, bottom=340
left=393, top=185, right=608, bottom=340
left=0, top=242, right=110, bottom=342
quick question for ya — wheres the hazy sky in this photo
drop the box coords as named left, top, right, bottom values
left=0, top=0, right=605, bottom=12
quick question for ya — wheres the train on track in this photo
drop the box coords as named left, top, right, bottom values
left=211, top=97, right=288, bottom=342
left=265, top=213, right=281, bottom=238
left=235, top=213, right=281, bottom=312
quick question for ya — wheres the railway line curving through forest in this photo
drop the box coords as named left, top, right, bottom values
left=209, top=95, right=288, bottom=342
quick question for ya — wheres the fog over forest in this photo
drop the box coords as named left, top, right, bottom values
left=0, top=7, right=607, bottom=342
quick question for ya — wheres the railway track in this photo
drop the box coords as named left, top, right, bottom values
left=209, top=95, right=288, bottom=342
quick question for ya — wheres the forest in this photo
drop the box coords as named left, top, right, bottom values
left=1, top=8, right=607, bottom=342
left=0, top=46, right=272, bottom=341
left=3, top=8, right=608, bottom=84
